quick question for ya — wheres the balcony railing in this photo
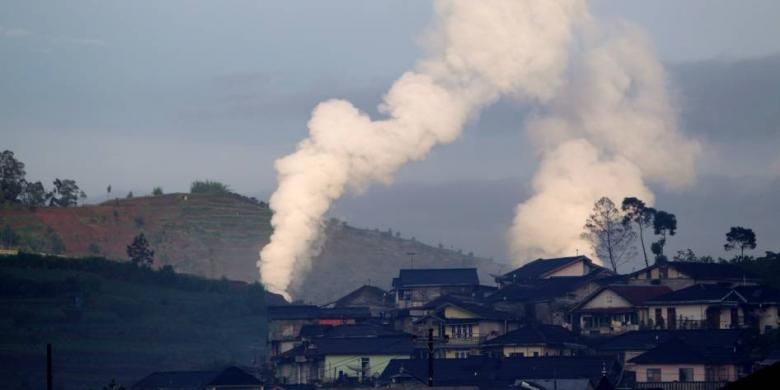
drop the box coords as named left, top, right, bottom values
left=635, top=382, right=727, bottom=390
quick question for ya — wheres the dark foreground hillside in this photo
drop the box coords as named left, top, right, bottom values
left=0, top=253, right=274, bottom=390
left=0, top=193, right=503, bottom=303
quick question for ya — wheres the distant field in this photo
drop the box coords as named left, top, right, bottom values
left=0, top=193, right=502, bottom=303
left=0, top=253, right=270, bottom=390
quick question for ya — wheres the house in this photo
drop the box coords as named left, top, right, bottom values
left=377, top=356, right=623, bottom=388
left=734, top=285, right=780, bottom=333
left=273, top=330, right=415, bottom=385
left=627, top=261, right=757, bottom=290
left=569, top=285, right=672, bottom=336
left=326, top=285, right=394, bottom=317
left=628, top=339, right=752, bottom=383
left=594, top=329, right=749, bottom=366
left=132, top=366, right=262, bottom=390
left=643, top=284, right=748, bottom=330
left=481, top=324, right=586, bottom=357
left=495, top=256, right=608, bottom=287
left=391, top=268, right=481, bottom=308
left=267, top=305, right=371, bottom=358
left=488, top=273, right=610, bottom=326
left=406, top=295, right=517, bottom=359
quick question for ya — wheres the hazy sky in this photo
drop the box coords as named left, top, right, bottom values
left=3, top=1, right=780, bottom=266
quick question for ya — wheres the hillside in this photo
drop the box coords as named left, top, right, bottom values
left=0, top=193, right=504, bottom=303
left=0, top=253, right=269, bottom=390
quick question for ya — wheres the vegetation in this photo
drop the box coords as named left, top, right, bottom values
left=152, top=186, right=164, bottom=196
left=0, top=150, right=26, bottom=204
left=621, top=197, right=654, bottom=267
left=127, top=233, right=154, bottom=267
left=725, top=226, right=757, bottom=260
left=190, top=180, right=231, bottom=195
left=650, top=210, right=677, bottom=262
left=1, top=150, right=85, bottom=208
left=49, top=178, right=83, bottom=207
left=582, top=197, right=636, bottom=272
left=0, top=252, right=268, bottom=389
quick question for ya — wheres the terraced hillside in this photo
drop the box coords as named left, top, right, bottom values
left=0, top=193, right=504, bottom=303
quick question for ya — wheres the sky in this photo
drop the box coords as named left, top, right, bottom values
left=3, top=0, right=780, bottom=268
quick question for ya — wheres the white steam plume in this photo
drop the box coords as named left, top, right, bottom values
left=260, top=0, right=588, bottom=299
left=508, top=24, right=701, bottom=267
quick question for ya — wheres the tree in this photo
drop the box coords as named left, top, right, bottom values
left=0, top=150, right=27, bottom=203
left=49, top=178, right=81, bottom=207
left=582, top=197, right=636, bottom=273
left=19, top=181, right=48, bottom=209
left=126, top=191, right=134, bottom=199
left=152, top=187, right=163, bottom=196
left=650, top=210, right=677, bottom=262
left=127, top=233, right=154, bottom=267
left=725, top=226, right=757, bottom=260
left=622, top=197, right=656, bottom=267
left=190, top=180, right=231, bottom=194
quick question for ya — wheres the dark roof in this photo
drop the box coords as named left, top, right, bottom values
left=268, top=305, right=320, bottom=320
left=484, top=325, right=582, bottom=347
left=378, top=356, right=622, bottom=387
left=487, top=276, right=596, bottom=303
left=319, top=324, right=405, bottom=338
left=333, top=285, right=391, bottom=307
left=604, top=285, right=672, bottom=305
left=668, top=261, right=755, bottom=280
left=301, top=335, right=414, bottom=356
left=421, top=295, right=513, bottom=320
left=596, top=329, right=748, bottom=352
left=393, top=268, right=479, bottom=288
left=735, top=285, right=780, bottom=304
left=646, top=284, right=746, bottom=304
left=132, top=367, right=259, bottom=390
left=319, top=306, right=372, bottom=319
left=629, top=340, right=749, bottom=365
left=497, top=256, right=593, bottom=282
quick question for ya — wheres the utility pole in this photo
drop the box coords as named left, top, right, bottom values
left=427, top=328, right=434, bottom=387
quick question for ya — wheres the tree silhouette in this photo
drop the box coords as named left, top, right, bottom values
left=582, top=197, right=636, bottom=272
left=20, top=181, right=48, bottom=209
left=0, top=150, right=26, bottom=204
left=127, top=233, right=154, bottom=267
left=650, top=210, right=677, bottom=262
left=724, top=226, right=757, bottom=261
left=622, top=197, right=655, bottom=267
left=49, top=178, right=81, bottom=207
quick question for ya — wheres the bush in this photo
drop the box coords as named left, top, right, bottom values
left=190, top=180, right=231, bottom=195
left=152, top=187, right=163, bottom=196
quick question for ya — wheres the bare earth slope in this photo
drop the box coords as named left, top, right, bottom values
left=0, top=193, right=503, bottom=303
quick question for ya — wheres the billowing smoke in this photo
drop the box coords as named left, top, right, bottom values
left=507, top=24, right=701, bottom=266
left=259, top=0, right=588, bottom=298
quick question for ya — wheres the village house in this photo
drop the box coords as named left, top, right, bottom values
left=407, top=295, right=518, bottom=359
left=391, top=268, right=482, bottom=309
left=273, top=325, right=415, bottom=385
left=323, top=284, right=394, bottom=317
left=643, top=284, right=748, bottom=330
left=267, top=305, right=371, bottom=358
left=481, top=324, right=586, bottom=357
left=494, top=256, right=609, bottom=287
left=628, top=339, right=751, bottom=384
left=626, top=261, right=758, bottom=291
left=569, top=285, right=672, bottom=336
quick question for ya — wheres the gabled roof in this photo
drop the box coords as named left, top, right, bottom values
left=332, top=285, right=392, bottom=307
left=319, top=306, right=372, bottom=319
left=497, top=256, right=595, bottom=282
left=646, top=284, right=746, bottom=304
left=735, top=285, right=780, bottom=304
left=669, top=261, right=754, bottom=280
left=629, top=340, right=749, bottom=365
left=596, top=329, right=748, bottom=352
left=392, top=268, right=479, bottom=288
left=421, top=295, right=512, bottom=320
left=487, top=275, right=596, bottom=303
left=484, top=325, right=582, bottom=347
left=319, top=324, right=405, bottom=338
left=571, top=285, right=672, bottom=313
left=132, top=367, right=260, bottom=390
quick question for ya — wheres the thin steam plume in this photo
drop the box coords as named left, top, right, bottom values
left=508, top=23, right=701, bottom=268
left=260, top=0, right=587, bottom=299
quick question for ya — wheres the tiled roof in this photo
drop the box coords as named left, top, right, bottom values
left=735, top=285, right=780, bottom=304
left=646, top=284, right=746, bottom=304
left=572, top=285, right=673, bottom=310
left=487, top=276, right=595, bottom=303
left=497, top=256, right=593, bottom=282
left=421, top=295, right=513, bottom=320
left=484, top=325, right=582, bottom=347
left=378, top=356, right=622, bottom=387
left=669, top=261, right=755, bottom=280
left=333, top=285, right=391, bottom=307
left=596, top=329, right=747, bottom=352
left=393, top=268, right=479, bottom=288
left=268, top=305, right=371, bottom=321
left=132, top=366, right=260, bottom=390
left=629, top=340, right=749, bottom=365
left=305, top=335, right=415, bottom=356
left=319, top=306, right=372, bottom=319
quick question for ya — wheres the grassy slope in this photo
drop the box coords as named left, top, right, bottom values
left=0, top=193, right=503, bottom=303
left=0, top=253, right=269, bottom=390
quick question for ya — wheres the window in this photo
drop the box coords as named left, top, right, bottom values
left=647, top=368, right=662, bottom=382
left=454, top=351, right=469, bottom=359
left=533, top=351, right=539, bottom=357
left=450, top=324, right=473, bottom=339
left=679, top=368, right=694, bottom=382
left=360, top=357, right=370, bottom=381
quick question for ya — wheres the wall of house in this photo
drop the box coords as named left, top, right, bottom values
left=646, top=304, right=743, bottom=329
left=502, top=346, right=572, bottom=357
left=323, top=354, right=408, bottom=382
left=759, top=305, right=779, bottom=333
left=276, top=360, right=321, bottom=384
left=581, top=290, right=632, bottom=309
left=478, top=320, right=505, bottom=341
left=632, top=364, right=707, bottom=382
left=444, top=306, right=477, bottom=319
left=545, top=261, right=585, bottom=278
